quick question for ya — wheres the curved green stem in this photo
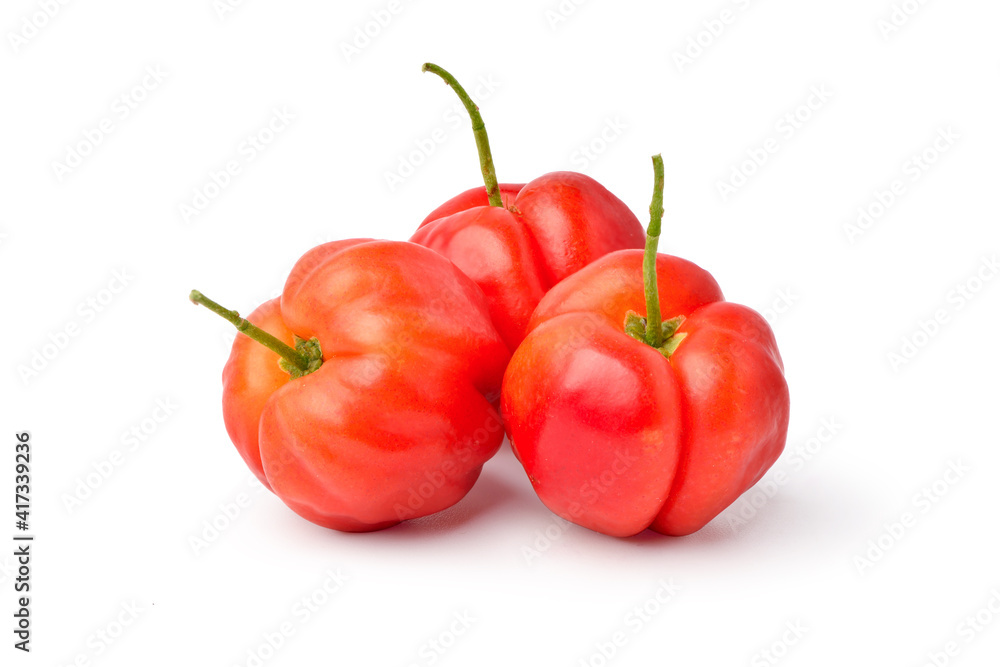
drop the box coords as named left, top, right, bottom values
left=422, top=63, right=502, bottom=208
left=623, top=155, right=687, bottom=358
left=189, top=290, right=319, bottom=376
left=643, top=155, right=666, bottom=348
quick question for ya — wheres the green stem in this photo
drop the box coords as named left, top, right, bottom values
left=422, top=63, right=502, bottom=208
left=622, top=156, right=687, bottom=358
left=189, top=290, right=309, bottom=371
left=643, top=155, right=666, bottom=348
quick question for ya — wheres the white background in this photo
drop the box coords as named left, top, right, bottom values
left=3, top=0, right=999, bottom=665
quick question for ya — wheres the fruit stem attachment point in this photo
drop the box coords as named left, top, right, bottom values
left=643, top=154, right=666, bottom=348
left=422, top=62, right=503, bottom=208
left=189, top=290, right=319, bottom=376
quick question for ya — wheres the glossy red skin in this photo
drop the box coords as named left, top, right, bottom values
left=411, top=173, right=645, bottom=349
left=502, top=250, right=790, bottom=537
left=420, top=183, right=524, bottom=223
left=221, top=240, right=509, bottom=532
